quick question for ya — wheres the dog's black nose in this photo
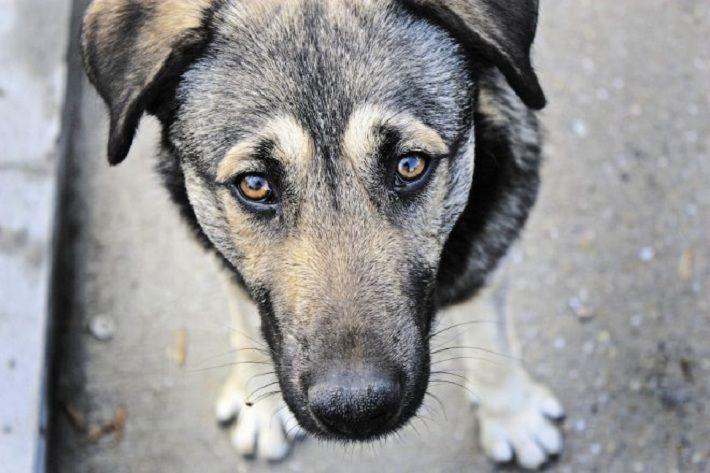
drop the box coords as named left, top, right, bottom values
left=308, top=369, right=402, bottom=437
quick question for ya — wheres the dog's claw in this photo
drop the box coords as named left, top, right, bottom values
left=478, top=381, right=564, bottom=470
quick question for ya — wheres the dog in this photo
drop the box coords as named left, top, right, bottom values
left=81, top=0, right=564, bottom=469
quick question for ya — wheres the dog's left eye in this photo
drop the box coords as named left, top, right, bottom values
left=394, top=153, right=430, bottom=190
left=397, top=154, right=427, bottom=180
left=229, top=173, right=278, bottom=213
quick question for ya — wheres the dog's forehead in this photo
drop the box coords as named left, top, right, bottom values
left=177, top=0, right=471, bottom=170
left=210, top=0, right=413, bottom=128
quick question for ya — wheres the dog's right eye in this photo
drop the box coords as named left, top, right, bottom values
left=238, top=174, right=273, bottom=202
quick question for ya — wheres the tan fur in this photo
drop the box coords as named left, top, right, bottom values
left=85, top=0, right=210, bottom=42
left=83, top=0, right=211, bottom=76
left=343, top=104, right=450, bottom=168
left=478, top=86, right=509, bottom=126
left=217, top=115, right=315, bottom=183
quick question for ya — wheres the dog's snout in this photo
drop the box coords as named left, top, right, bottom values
left=307, top=369, right=402, bottom=438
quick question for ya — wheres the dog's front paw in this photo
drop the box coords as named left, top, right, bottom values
left=477, top=380, right=564, bottom=470
left=216, top=374, right=305, bottom=461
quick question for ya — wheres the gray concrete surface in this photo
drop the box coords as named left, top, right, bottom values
left=49, top=0, right=709, bottom=472
left=0, top=1, right=72, bottom=471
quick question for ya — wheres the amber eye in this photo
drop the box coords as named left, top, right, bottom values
left=238, top=174, right=273, bottom=202
left=396, top=154, right=428, bottom=182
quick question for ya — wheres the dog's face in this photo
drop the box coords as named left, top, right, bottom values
left=174, top=1, right=475, bottom=439
left=82, top=0, right=544, bottom=441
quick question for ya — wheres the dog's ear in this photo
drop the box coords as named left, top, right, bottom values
left=81, top=0, right=213, bottom=165
left=400, top=0, right=545, bottom=109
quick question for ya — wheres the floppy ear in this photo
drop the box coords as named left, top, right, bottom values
left=81, top=0, right=213, bottom=165
left=400, top=0, right=546, bottom=109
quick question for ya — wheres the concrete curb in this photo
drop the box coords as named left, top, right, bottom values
left=0, top=1, right=73, bottom=471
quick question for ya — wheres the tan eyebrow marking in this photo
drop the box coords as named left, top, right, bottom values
left=217, top=114, right=314, bottom=183
left=342, top=104, right=450, bottom=166
left=217, top=140, right=258, bottom=183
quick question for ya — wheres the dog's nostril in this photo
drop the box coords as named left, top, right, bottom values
left=308, top=369, right=402, bottom=437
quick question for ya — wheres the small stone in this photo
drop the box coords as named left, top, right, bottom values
left=572, top=119, right=588, bottom=138
left=582, top=57, right=595, bottom=72
left=597, top=331, right=611, bottom=344
left=166, top=328, right=188, bottom=367
left=630, top=314, right=643, bottom=328
left=633, top=462, right=644, bottom=473
left=684, top=130, right=699, bottom=143
left=2, top=425, right=11, bottom=434
left=582, top=341, right=595, bottom=355
left=590, top=443, right=602, bottom=455
left=677, top=249, right=694, bottom=281
left=685, top=203, right=698, bottom=217
left=510, top=247, right=525, bottom=264
left=692, top=452, right=703, bottom=464
left=569, top=294, right=593, bottom=320
left=629, top=379, right=642, bottom=392
left=638, top=246, right=655, bottom=262
left=7, top=358, right=16, bottom=370
left=553, top=337, right=567, bottom=351
left=88, top=315, right=116, bottom=342
left=700, top=359, right=710, bottom=370
left=574, top=418, right=587, bottom=431
left=612, top=77, right=625, bottom=89
left=629, top=103, right=643, bottom=116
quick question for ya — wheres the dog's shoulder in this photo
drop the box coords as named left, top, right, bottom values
left=436, top=70, right=542, bottom=306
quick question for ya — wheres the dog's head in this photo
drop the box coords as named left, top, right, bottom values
left=82, top=0, right=543, bottom=441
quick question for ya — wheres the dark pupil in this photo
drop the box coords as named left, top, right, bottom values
left=400, top=156, right=421, bottom=175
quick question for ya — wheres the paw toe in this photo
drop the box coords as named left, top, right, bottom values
left=540, top=396, right=565, bottom=420
left=535, top=422, right=563, bottom=454
left=514, top=440, right=546, bottom=470
left=231, top=409, right=258, bottom=456
left=490, top=440, right=514, bottom=463
left=258, top=423, right=290, bottom=461
left=215, top=395, right=242, bottom=424
left=481, top=423, right=513, bottom=463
